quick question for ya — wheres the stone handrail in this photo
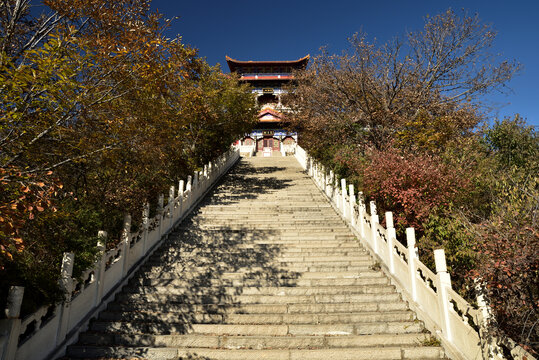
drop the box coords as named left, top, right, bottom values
left=0, top=148, right=240, bottom=360
left=239, top=144, right=256, bottom=157
left=295, top=145, right=534, bottom=360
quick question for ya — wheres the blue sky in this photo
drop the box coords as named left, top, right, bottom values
left=150, top=0, right=539, bottom=127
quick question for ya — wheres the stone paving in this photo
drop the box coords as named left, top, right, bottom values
left=65, top=156, right=446, bottom=360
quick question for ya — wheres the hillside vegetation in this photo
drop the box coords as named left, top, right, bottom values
left=0, top=0, right=256, bottom=316
left=286, top=10, right=537, bottom=353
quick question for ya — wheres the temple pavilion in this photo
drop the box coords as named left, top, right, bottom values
left=226, top=55, right=309, bottom=157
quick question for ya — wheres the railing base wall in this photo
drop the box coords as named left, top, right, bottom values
left=46, top=151, right=241, bottom=360
left=294, top=146, right=487, bottom=360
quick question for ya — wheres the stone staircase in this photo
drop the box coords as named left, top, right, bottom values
left=65, top=156, right=446, bottom=360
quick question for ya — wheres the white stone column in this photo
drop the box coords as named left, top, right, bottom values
left=157, top=194, right=164, bottom=237
left=435, top=249, right=453, bottom=342
left=358, top=192, right=366, bottom=238
left=178, top=180, right=185, bottom=217
left=341, top=179, right=347, bottom=217
left=349, top=184, right=356, bottom=227
left=56, top=252, right=75, bottom=345
left=1, top=286, right=24, bottom=360
left=370, top=201, right=379, bottom=254
left=406, top=228, right=418, bottom=302
left=385, top=212, right=396, bottom=275
left=168, top=186, right=175, bottom=219
left=95, top=231, right=107, bottom=304
left=121, top=214, right=132, bottom=276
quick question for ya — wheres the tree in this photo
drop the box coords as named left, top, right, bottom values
left=1, top=0, right=256, bottom=315
left=286, top=9, right=519, bottom=153
left=470, top=118, right=539, bottom=352
left=285, top=9, right=535, bottom=352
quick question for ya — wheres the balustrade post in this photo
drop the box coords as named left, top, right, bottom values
left=328, top=170, right=334, bottom=198
left=186, top=175, right=192, bottom=192
left=56, top=252, right=75, bottom=345
left=349, top=184, right=356, bottom=226
left=168, top=186, right=175, bottom=230
left=341, top=179, right=347, bottom=217
left=186, top=176, right=192, bottom=209
left=199, top=170, right=204, bottom=189
left=406, top=228, right=418, bottom=302
left=1, top=286, right=24, bottom=360
left=203, top=165, right=208, bottom=181
left=168, top=185, right=175, bottom=224
left=178, top=180, right=185, bottom=217
left=193, top=172, right=199, bottom=195
left=142, top=203, right=150, bottom=251
left=474, top=279, right=503, bottom=359
left=321, top=166, right=326, bottom=193
left=358, top=192, right=366, bottom=238
left=434, top=249, right=453, bottom=343
left=95, top=231, right=107, bottom=305
left=370, top=201, right=379, bottom=254
left=385, top=212, right=396, bottom=275
left=333, top=177, right=339, bottom=210
left=168, top=186, right=175, bottom=214
left=157, top=194, right=164, bottom=237
left=121, top=215, right=132, bottom=276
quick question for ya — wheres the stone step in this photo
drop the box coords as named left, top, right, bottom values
left=151, top=249, right=369, bottom=258
left=201, top=199, right=330, bottom=204
left=130, top=276, right=388, bottom=288
left=89, top=320, right=424, bottom=336
left=141, top=264, right=375, bottom=275
left=67, top=157, right=446, bottom=359
left=189, top=218, right=344, bottom=223
left=172, top=229, right=356, bottom=237
left=67, top=345, right=444, bottom=360
left=144, top=260, right=374, bottom=270
left=121, top=284, right=396, bottom=297
left=107, top=300, right=409, bottom=315
left=193, top=214, right=340, bottom=219
left=189, top=225, right=352, bottom=231
left=77, top=332, right=431, bottom=349
left=197, top=239, right=358, bottom=245
left=147, top=255, right=372, bottom=264
left=200, top=205, right=333, bottom=210
left=115, top=292, right=403, bottom=305
left=137, top=270, right=385, bottom=280
left=97, top=310, right=414, bottom=324
left=191, top=222, right=345, bottom=227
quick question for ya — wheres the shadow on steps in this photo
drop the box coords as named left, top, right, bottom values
left=67, top=159, right=301, bottom=359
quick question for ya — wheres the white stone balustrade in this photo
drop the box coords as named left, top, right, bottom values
left=294, top=145, right=532, bottom=360
left=0, top=148, right=240, bottom=360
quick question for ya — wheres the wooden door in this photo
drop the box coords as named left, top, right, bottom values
left=263, top=138, right=273, bottom=148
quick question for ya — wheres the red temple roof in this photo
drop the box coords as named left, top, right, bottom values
left=258, top=108, right=285, bottom=122
left=226, top=55, right=309, bottom=73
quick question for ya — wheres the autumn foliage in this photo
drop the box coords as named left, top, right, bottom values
left=287, top=10, right=537, bottom=352
left=360, top=146, right=468, bottom=232
left=1, top=0, right=256, bottom=314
